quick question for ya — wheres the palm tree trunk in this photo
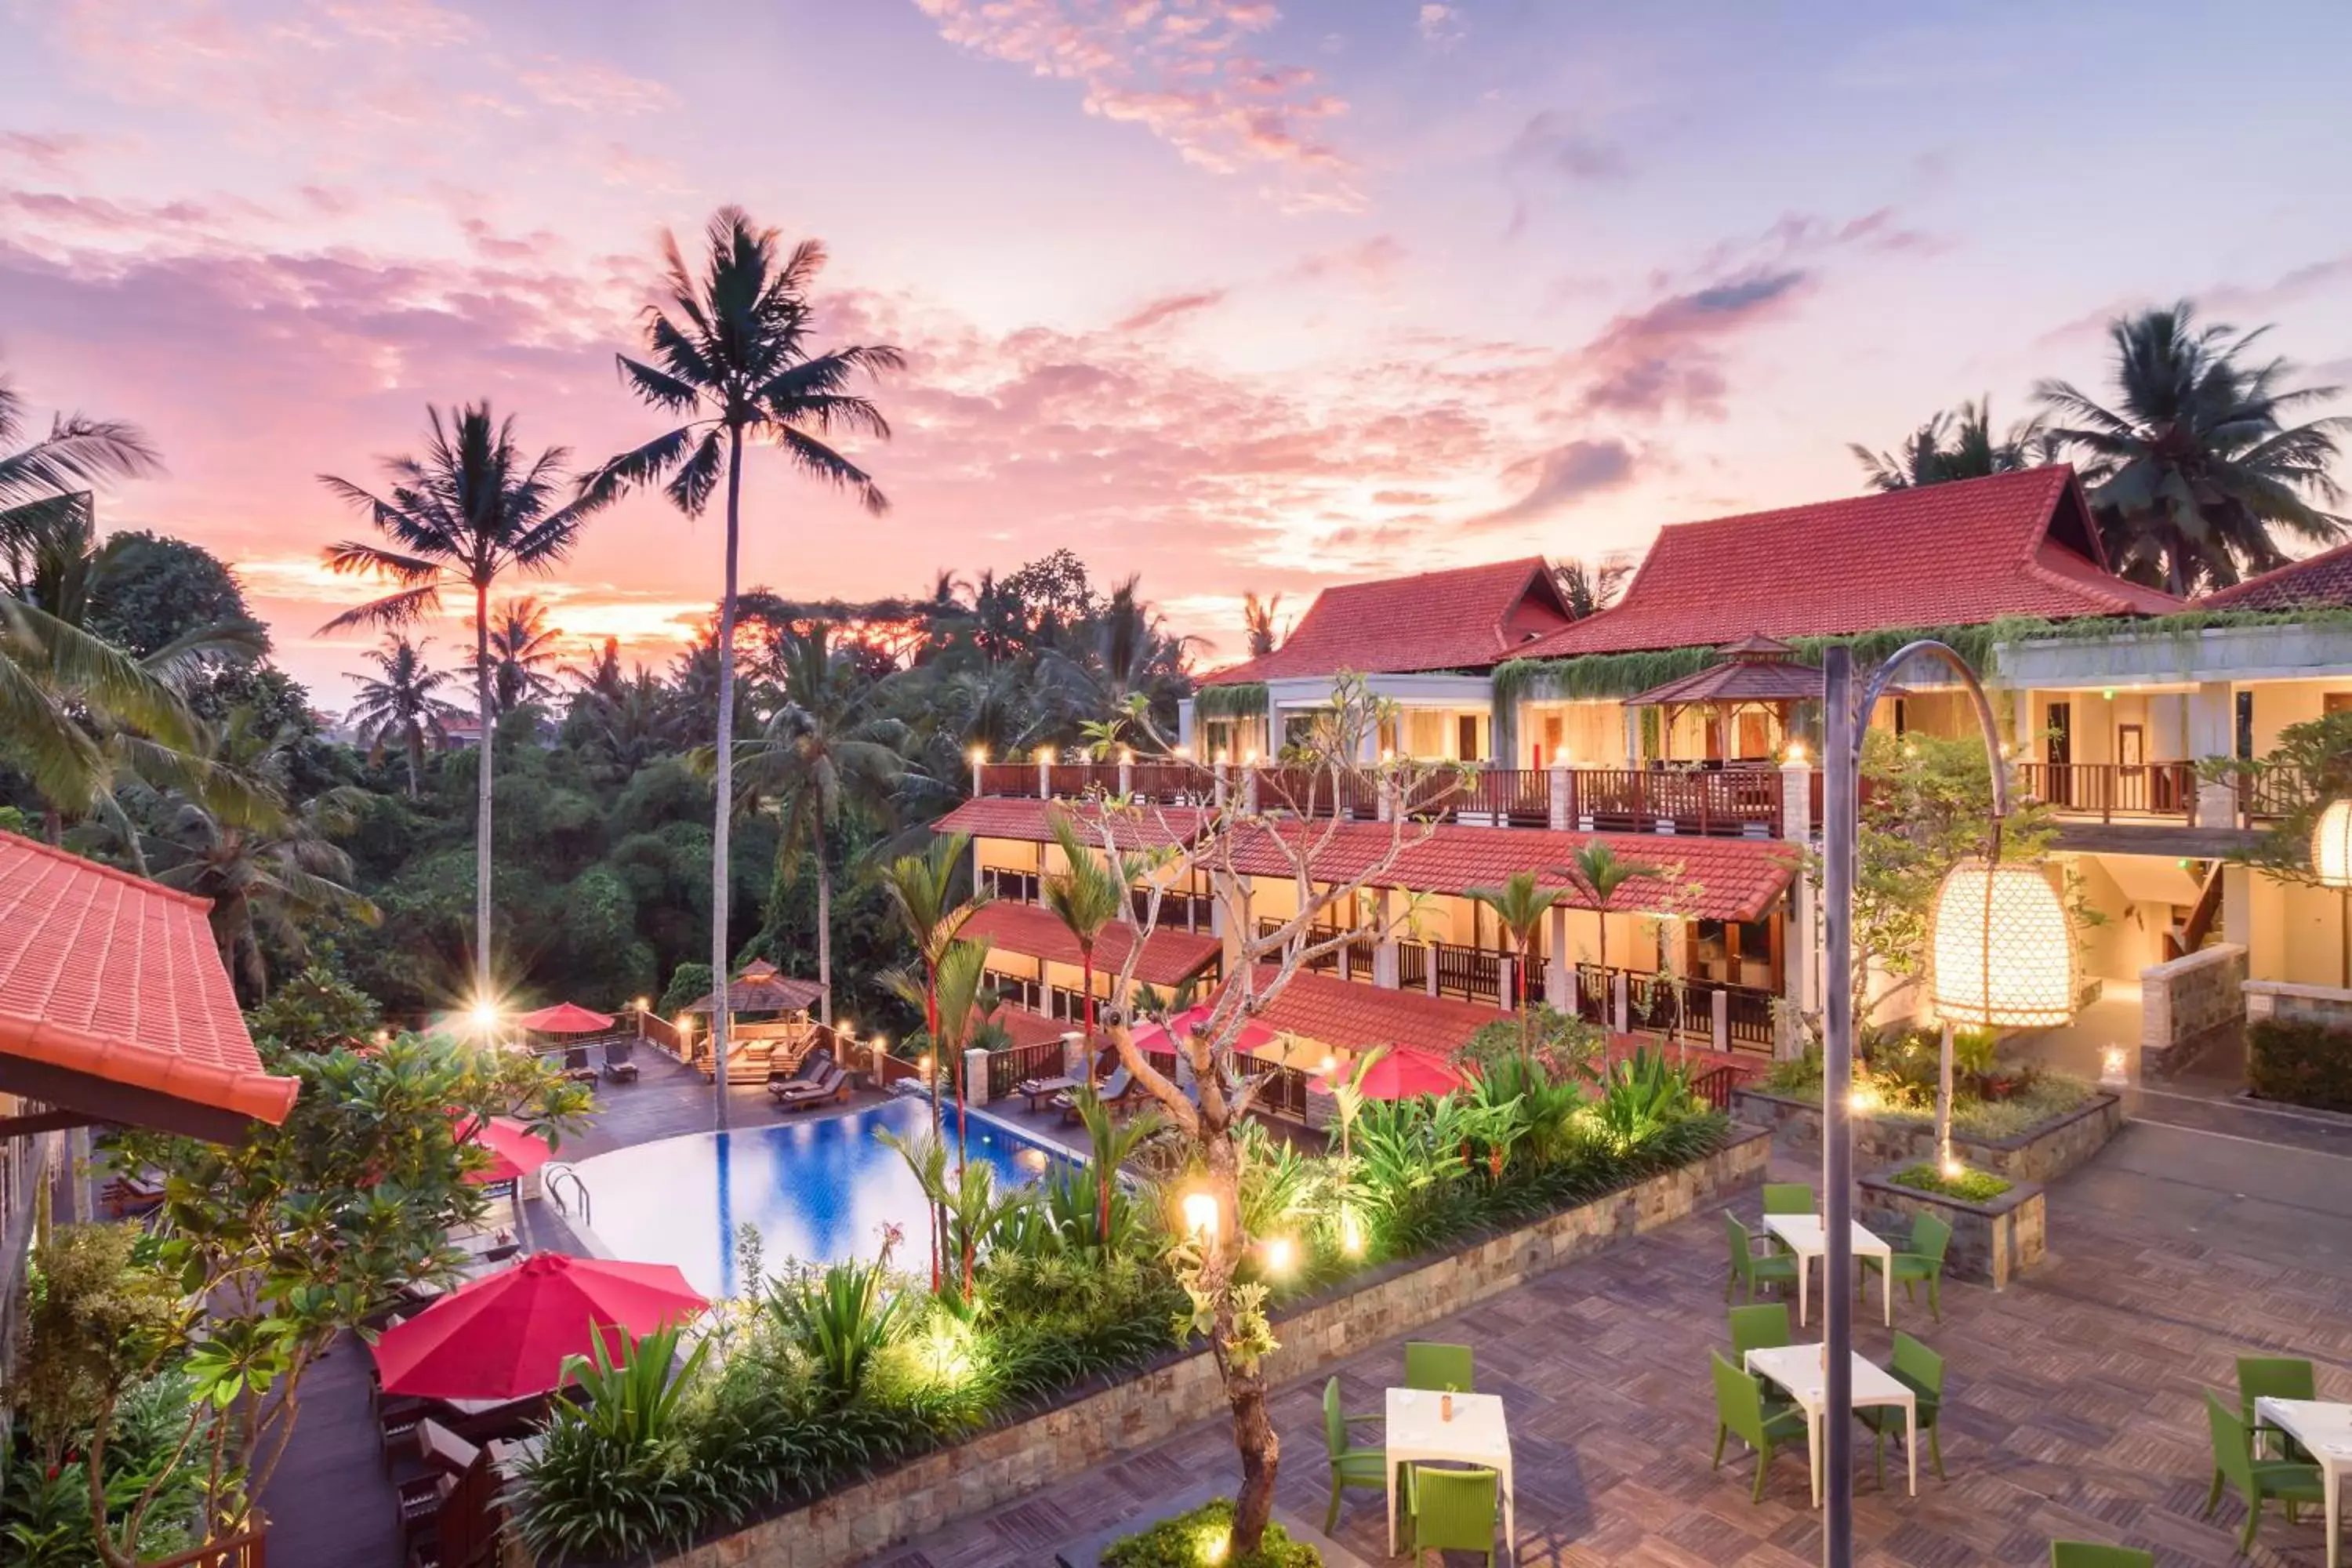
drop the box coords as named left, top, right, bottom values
left=816, top=836, right=833, bottom=1026
left=924, top=966, right=945, bottom=1294
left=1080, top=946, right=1096, bottom=1091
left=710, top=426, right=745, bottom=1131
left=473, top=581, right=494, bottom=1001
left=405, top=725, right=423, bottom=800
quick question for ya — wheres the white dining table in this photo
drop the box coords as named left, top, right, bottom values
left=1763, top=1214, right=1894, bottom=1327
left=1385, top=1386, right=1515, bottom=1562
left=2255, top=1397, right=2352, bottom=1568
left=1745, top=1344, right=1917, bottom=1507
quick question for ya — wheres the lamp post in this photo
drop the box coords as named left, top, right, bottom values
left=1819, top=640, right=2018, bottom=1568
left=2314, top=798, right=2352, bottom=987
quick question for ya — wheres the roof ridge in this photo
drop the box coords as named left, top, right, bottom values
left=1646, top=464, right=2069, bottom=545
left=0, top=833, right=215, bottom=914
left=2201, top=536, right=2352, bottom=604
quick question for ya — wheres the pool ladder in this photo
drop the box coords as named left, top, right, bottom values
left=544, top=1162, right=592, bottom=1228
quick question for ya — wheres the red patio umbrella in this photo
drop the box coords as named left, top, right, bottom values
left=372, top=1253, right=707, bottom=1401
left=1128, top=1003, right=1277, bottom=1058
left=1319, top=1044, right=1465, bottom=1101
left=459, top=1116, right=557, bottom=1185
left=514, top=1002, right=615, bottom=1034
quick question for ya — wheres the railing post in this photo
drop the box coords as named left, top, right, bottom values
left=964, top=1046, right=991, bottom=1107
left=1214, top=759, right=1229, bottom=808
left=1242, top=765, right=1260, bottom=814
left=1548, top=764, right=1570, bottom=831
left=1496, top=955, right=1515, bottom=1012
left=1612, top=970, right=1629, bottom=1035
left=1711, top=987, right=1730, bottom=1053
left=1119, top=753, right=1134, bottom=797
left=971, top=753, right=984, bottom=797
left=1036, top=751, right=1052, bottom=798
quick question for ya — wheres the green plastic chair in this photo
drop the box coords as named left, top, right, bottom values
left=1857, top=1331, right=1946, bottom=1485
left=1403, top=1341, right=1475, bottom=1393
left=2049, top=1544, right=2153, bottom=1568
left=1762, top=1183, right=1814, bottom=1214
left=1859, top=1211, right=1952, bottom=1321
left=2202, top=1389, right=2325, bottom=1553
left=1320, top=1377, right=1385, bottom=1536
left=1710, top=1350, right=1807, bottom=1502
left=2236, top=1356, right=2318, bottom=1465
left=1402, top=1463, right=1500, bottom=1566
left=1727, top=1303, right=1792, bottom=1360
left=1725, top=1211, right=1800, bottom=1303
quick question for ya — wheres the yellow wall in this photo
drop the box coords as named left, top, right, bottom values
left=2249, top=677, right=2352, bottom=752
left=2256, top=876, right=2352, bottom=986
left=974, top=837, right=1040, bottom=876
left=1518, top=700, right=1628, bottom=767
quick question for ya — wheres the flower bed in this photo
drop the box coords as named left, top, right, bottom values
left=1858, top=1164, right=2046, bottom=1290
left=1731, top=1080, right=2120, bottom=1185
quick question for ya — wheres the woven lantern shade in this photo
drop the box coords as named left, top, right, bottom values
left=2314, top=799, right=2352, bottom=887
left=1929, top=861, right=2077, bottom=1028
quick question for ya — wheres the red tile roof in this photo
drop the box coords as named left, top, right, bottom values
left=1233, top=967, right=1504, bottom=1057
left=990, top=1006, right=1076, bottom=1052
left=2199, top=540, right=2352, bottom=611
left=964, top=902, right=1221, bottom=988
left=1515, top=467, right=2181, bottom=660
left=0, top=835, right=299, bottom=1136
left=1201, top=557, right=1569, bottom=684
left=933, top=797, right=1205, bottom=849
left=1229, top=820, right=1796, bottom=922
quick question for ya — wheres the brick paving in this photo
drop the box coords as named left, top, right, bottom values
left=869, top=1151, right=2352, bottom=1567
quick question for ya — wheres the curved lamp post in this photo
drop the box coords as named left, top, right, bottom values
left=2314, top=797, right=2352, bottom=986
left=1819, top=640, right=2072, bottom=1566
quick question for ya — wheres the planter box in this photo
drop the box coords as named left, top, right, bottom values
left=1730, top=1085, right=2121, bottom=1185
left=631, top=1127, right=1769, bottom=1568
left=1857, top=1167, right=2046, bottom=1290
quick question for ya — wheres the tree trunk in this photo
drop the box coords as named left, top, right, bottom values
left=1518, top=929, right=1532, bottom=1069
left=710, top=426, right=745, bottom=1131
left=926, top=967, right=945, bottom=1294
left=1080, top=946, right=1096, bottom=1090
left=816, top=836, right=833, bottom=1025
left=405, top=728, right=422, bottom=799
left=1204, top=1135, right=1279, bottom=1552
left=474, top=580, right=494, bottom=1001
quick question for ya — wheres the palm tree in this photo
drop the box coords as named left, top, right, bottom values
left=0, top=367, right=160, bottom=517
left=715, top=623, right=904, bottom=1051
left=1070, top=1084, right=1161, bottom=1255
left=1042, top=811, right=1136, bottom=1090
left=582, top=208, right=901, bottom=1125
left=2036, top=303, right=2350, bottom=593
left=1849, top=397, right=2049, bottom=492
left=318, top=403, right=604, bottom=1002
left=346, top=637, right=464, bottom=797
left=1465, top=871, right=1566, bottom=1068
left=480, top=595, right=563, bottom=715
left=143, top=707, right=379, bottom=998
left=931, top=935, right=996, bottom=1299
left=1241, top=590, right=1285, bottom=657
left=1558, top=841, right=1658, bottom=1015
left=877, top=833, right=990, bottom=1174
left=1555, top=557, right=1631, bottom=619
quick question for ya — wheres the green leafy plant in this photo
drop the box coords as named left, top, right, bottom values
left=1890, top=1163, right=2013, bottom=1203
left=770, top=1254, right=908, bottom=1399
left=513, top=1326, right=721, bottom=1561
left=1585, top=1044, right=1695, bottom=1147
left=2248, top=1017, right=2352, bottom=1112
left=1101, top=1497, right=1322, bottom=1568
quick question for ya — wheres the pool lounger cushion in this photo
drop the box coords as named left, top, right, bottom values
left=775, top=1063, right=849, bottom=1109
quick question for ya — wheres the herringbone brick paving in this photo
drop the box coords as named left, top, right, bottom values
left=869, top=1171, right=2352, bottom=1566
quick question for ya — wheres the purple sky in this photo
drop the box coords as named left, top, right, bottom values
left=5, top=0, right=2350, bottom=704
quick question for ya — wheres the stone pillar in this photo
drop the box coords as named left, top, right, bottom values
left=1177, top=699, right=1196, bottom=756
left=1061, top=1029, right=1085, bottom=1076
left=1036, top=750, right=1052, bottom=798
left=1218, top=872, right=1249, bottom=973
left=964, top=1046, right=991, bottom=1107
left=1496, top=956, right=1516, bottom=1014
left=2187, top=680, right=2238, bottom=826
left=1611, top=971, right=1630, bottom=1034
left=1118, top=753, right=1134, bottom=797
left=971, top=751, right=984, bottom=797
left=1623, top=707, right=1642, bottom=766
left=1214, top=760, right=1229, bottom=809
left=1783, top=757, right=1819, bottom=1015
left=1546, top=906, right=1570, bottom=1010
left=1548, top=764, right=1571, bottom=831
left=1711, top=988, right=1730, bottom=1053
left=1373, top=889, right=1399, bottom=987
left=1242, top=765, right=1261, bottom=814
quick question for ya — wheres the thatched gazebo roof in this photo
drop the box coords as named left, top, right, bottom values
left=684, top=960, right=822, bottom=1018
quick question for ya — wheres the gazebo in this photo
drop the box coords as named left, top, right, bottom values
left=682, top=960, right=825, bottom=1085
left=1626, top=633, right=1866, bottom=763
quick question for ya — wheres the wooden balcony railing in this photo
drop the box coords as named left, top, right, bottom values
left=148, top=1526, right=268, bottom=1568
left=1432, top=940, right=1503, bottom=1005
left=2016, top=761, right=2200, bottom=823
left=1563, top=767, right=1780, bottom=838
left=979, top=867, right=1040, bottom=905
left=984, top=1040, right=1066, bottom=1101
left=1236, top=1054, right=1311, bottom=1121
left=1132, top=887, right=1214, bottom=931
left=2230, top=760, right=2316, bottom=822
left=978, top=762, right=1037, bottom=797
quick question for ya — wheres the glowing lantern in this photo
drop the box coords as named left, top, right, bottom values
left=2315, top=799, right=2352, bottom=985
left=1263, top=1236, right=1295, bottom=1276
left=1180, top=1190, right=1219, bottom=1243
left=1929, top=861, right=2076, bottom=1028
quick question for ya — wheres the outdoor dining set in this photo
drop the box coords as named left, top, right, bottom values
left=1322, top=1340, right=1517, bottom=1566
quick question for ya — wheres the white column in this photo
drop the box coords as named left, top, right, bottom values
left=1623, top=707, right=1642, bottom=766
left=1118, top=753, right=1134, bottom=796
left=1783, top=757, right=1819, bottom=1014
left=1711, top=988, right=1730, bottom=1053
left=1548, top=764, right=1571, bottom=831
left=1611, top=971, right=1630, bottom=1034
left=964, top=1046, right=991, bottom=1106
left=2187, top=680, right=2238, bottom=826
left=1213, top=760, right=1229, bottom=808
left=1036, top=750, right=1052, bottom=798
left=1545, top=906, right=1570, bottom=1010
left=971, top=752, right=984, bottom=797
left=1496, top=956, right=1515, bottom=1012
left=1177, top=699, right=1197, bottom=756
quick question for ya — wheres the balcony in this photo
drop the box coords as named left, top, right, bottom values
left=973, top=760, right=1787, bottom=838
left=2014, top=760, right=2314, bottom=829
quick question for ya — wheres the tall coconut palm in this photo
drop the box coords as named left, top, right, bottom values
left=1240, top=590, right=1284, bottom=657
left=931, top=935, right=996, bottom=1300
left=1042, top=811, right=1138, bottom=1090
left=2036, top=302, right=2350, bottom=593
left=583, top=208, right=901, bottom=1124
left=709, top=624, right=904, bottom=1088
left=479, top=595, right=564, bottom=715
left=1849, top=397, right=2050, bottom=492
left=318, top=403, right=604, bottom=1002
left=1555, top=557, right=1631, bottom=620
left=1465, top=870, right=1566, bottom=1068
left=347, top=637, right=465, bottom=797
left=877, top=832, right=990, bottom=1172
left=1558, top=840, right=1658, bottom=1018
left=0, top=368, right=160, bottom=516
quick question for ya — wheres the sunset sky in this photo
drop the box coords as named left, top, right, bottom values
left=5, top=0, right=2350, bottom=705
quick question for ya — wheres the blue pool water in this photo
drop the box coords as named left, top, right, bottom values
left=569, top=1096, right=1073, bottom=1298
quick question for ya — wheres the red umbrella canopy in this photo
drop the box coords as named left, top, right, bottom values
left=514, top=1002, right=616, bottom=1034
left=460, top=1116, right=557, bottom=1184
left=372, top=1253, right=707, bottom=1401
left=1323, top=1045, right=1465, bottom=1101
left=1129, top=1003, right=1276, bottom=1058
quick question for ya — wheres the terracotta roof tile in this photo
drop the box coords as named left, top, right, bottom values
left=933, top=797, right=1205, bottom=848
left=1235, top=967, right=1504, bottom=1057
left=0, top=835, right=299, bottom=1131
left=991, top=1006, right=1076, bottom=1052
left=964, top=902, right=1221, bottom=988
left=1516, top=467, right=2181, bottom=659
left=2199, top=539, right=2352, bottom=611
left=1203, top=557, right=1568, bottom=684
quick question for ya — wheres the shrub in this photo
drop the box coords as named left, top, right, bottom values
left=659, top=961, right=714, bottom=1018
left=244, top=964, right=382, bottom=1053
left=1102, top=1499, right=1322, bottom=1568
left=1457, top=1006, right=1602, bottom=1080
left=2249, top=1018, right=2352, bottom=1112
left=1889, top=1163, right=2012, bottom=1203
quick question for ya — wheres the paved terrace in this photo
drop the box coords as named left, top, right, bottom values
left=873, top=1123, right=2352, bottom=1567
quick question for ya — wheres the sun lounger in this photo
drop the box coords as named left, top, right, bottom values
left=1017, top=1074, right=1076, bottom=1112
left=601, top=1036, right=639, bottom=1083
left=415, top=1417, right=482, bottom=1479
left=774, top=1062, right=850, bottom=1111
left=1054, top=1065, right=1137, bottom=1123
left=101, top=1171, right=165, bottom=1218
left=765, top=1046, right=834, bottom=1102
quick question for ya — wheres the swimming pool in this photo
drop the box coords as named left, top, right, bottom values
left=567, top=1095, right=1074, bottom=1298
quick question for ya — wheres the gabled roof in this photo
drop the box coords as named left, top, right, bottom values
left=2198, top=539, right=2352, bottom=611
left=1235, top=967, right=1504, bottom=1058
left=0, top=835, right=299, bottom=1142
left=933, top=797, right=1205, bottom=849
left=964, top=902, right=1222, bottom=988
left=1201, top=557, right=1570, bottom=685
left=1515, top=467, right=2181, bottom=660
left=685, top=959, right=822, bottom=1016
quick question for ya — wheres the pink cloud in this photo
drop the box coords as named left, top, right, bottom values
left=1115, top=288, right=1229, bottom=332
left=518, top=59, right=677, bottom=115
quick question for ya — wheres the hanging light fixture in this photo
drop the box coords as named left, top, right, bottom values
left=1929, top=860, right=2077, bottom=1028
left=2313, top=797, right=2352, bottom=985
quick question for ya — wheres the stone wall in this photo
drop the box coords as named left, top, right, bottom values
left=2140, top=943, right=2248, bottom=1078
left=645, top=1127, right=1769, bottom=1568
left=1856, top=1169, right=2046, bottom=1291
left=2245, top=979, right=2352, bottom=1031
left=1730, top=1086, right=2121, bottom=1185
